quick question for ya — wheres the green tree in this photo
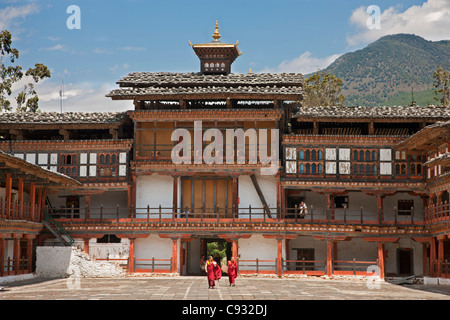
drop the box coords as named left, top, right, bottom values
left=0, top=30, right=50, bottom=112
left=302, top=71, right=345, bottom=107
left=433, top=67, right=450, bottom=106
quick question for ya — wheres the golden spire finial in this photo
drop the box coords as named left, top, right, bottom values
left=249, top=68, right=252, bottom=74
left=212, top=20, right=221, bottom=41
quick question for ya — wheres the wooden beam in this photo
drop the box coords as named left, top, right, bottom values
left=250, top=174, right=272, bottom=218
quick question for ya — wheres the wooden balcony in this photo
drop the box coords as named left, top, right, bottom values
left=48, top=205, right=431, bottom=236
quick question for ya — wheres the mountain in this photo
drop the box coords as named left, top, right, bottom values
left=316, top=34, right=450, bottom=106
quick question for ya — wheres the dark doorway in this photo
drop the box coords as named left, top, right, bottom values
left=398, top=249, right=413, bottom=275
left=294, top=248, right=314, bottom=270
left=286, top=196, right=304, bottom=218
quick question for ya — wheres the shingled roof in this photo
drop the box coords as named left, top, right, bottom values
left=0, top=111, right=128, bottom=124
left=115, top=72, right=304, bottom=88
left=294, top=105, right=450, bottom=120
left=107, top=72, right=304, bottom=101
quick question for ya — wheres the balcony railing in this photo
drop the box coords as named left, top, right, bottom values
left=49, top=204, right=428, bottom=227
left=0, top=198, right=43, bottom=222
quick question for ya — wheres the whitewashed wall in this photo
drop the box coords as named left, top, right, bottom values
left=136, top=174, right=174, bottom=217
left=135, top=234, right=178, bottom=272
left=239, top=174, right=277, bottom=218
left=385, top=238, right=423, bottom=275
left=238, top=234, right=283, bottom=271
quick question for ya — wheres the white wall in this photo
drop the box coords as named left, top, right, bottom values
left=136, top=174, right=174, bottom=217
left=135, top=234, right=172, bottom=259
left=239, top=174, right=277, bottom=218
left=238, top=234, right=283, bottom=271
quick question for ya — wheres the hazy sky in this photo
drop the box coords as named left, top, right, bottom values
left=1, top=0, right=449, bottom=112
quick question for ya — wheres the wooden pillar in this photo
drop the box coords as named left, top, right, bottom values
left=430, top=237, right=436, bottom=276
left=13, top=235, right=21, bottom=275
left=325, top=193, right=334, bottom=220
left=172, top=237, right=178, bottom=273
left=85, top=195, right=91, bottom=219
left=378, top=242, right=385, bottom=280
left=30, top=183, right=36, bottom=221
left=26, top=237, right=33, bottom=273
left=37, top=188, right=43, bottom=221
left=438, top=237, right=444, bottom=276
left=84, top=238, right=90, bottom=255
left=232, top=239, right=238, bottom=261
left=173, top=175, right=178, bottom=213
left=40, top=187, right=47, bottom=221
left=277, top=238, right=283, bottom=277
left=128, top=238, right=135, bottom=273
left=232, top=176, right=238, bottom=216
left=5, top=173, right=12, bottom=218
left=18, top=178, right=24, bottom=219
left=326, top=240, right=333, bottom=277
left=376, top=195, right=384, bottom=223
left=276, top=172, right=281, bottom=216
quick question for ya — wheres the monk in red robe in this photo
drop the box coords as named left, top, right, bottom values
left=213, top=261, right=222, bottom=282
left=228, top=257, right=237, bottom=286
left=205, top=256, right=216, bottom=289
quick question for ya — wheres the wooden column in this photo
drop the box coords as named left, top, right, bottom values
left=438, top=236, right=445, bottom=276
left=30, top=183, right=36, bottom=221
left=26, top=237, right=33, bottom=273
left=376, top=195, right=384, bottom=223
left=84, top=238, right=90, bottom=255
left=430, top=237, right=436, bottom=276
left=128, top=238, right=135, bottom=273
left=326, top=240, right=333, bottom=277
left=37, top=188, right=43, bottom=221
left=232, top=239, right=238, bottom=261
left=232, top=175, right=238, bottom=216
left=13, top=235, right=21, bottom=275
left=40, top=187, right=47, bottom=221
left=172, top=175, right=178, bottom=213
left=277, top=238, right=283, bottom=277
left=5, top=173, right=12, bottom=218
left=378, top=242, right=385, bottom=280
left=18, top=178, right=24, bottom=219
left=172, top=237, right=178, bottom=274
left=85, top=195, right=91, bottom=219
left=276, top=172, right=281, bottom=216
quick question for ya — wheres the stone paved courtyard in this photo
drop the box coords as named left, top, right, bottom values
left=1, top=275, right=450, bottom=300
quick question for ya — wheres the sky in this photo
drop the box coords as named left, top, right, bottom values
left=1, top=0, right=449, bottom=113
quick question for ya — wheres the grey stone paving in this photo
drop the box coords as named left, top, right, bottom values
left=1, top=276, right=450, bottom=300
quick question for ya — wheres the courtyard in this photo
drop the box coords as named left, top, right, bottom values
left=1, top=275, right=449, bottom=300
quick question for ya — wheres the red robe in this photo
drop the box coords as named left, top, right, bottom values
left=228, top=260, right=237, bottom=284
left=214, top=264, right=222, bottom=280
left=206, top=261, right=215, bottom=287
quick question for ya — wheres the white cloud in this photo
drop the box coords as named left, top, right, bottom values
left=9, top=77, right=130, bottom=113
left=0, top=2, right=40, bottom=31
left=347, top=0, right=450, bottom=47
left=259, top=51, right=342, bottom=74
left=40, top=44, right=67, bottom=51
left=119, top=46, right=146, bottom=52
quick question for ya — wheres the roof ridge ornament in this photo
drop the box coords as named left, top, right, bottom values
left=212, top=20, right=221, bottom=42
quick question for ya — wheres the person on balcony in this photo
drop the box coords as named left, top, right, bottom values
left=299, top=201, right=308, bottom=218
